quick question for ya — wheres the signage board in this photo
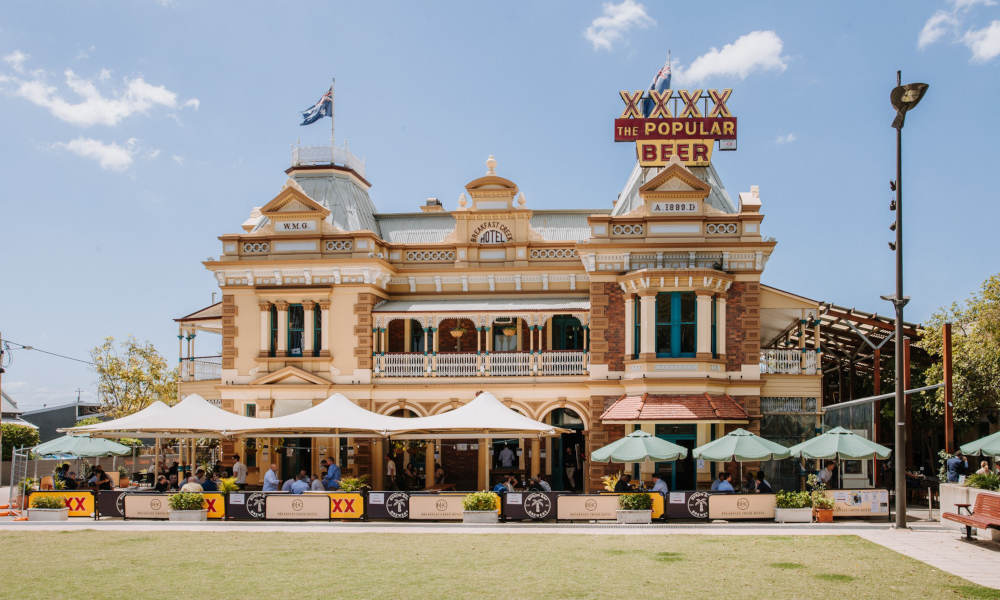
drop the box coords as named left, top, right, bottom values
left=276, top=220, right=317, bottom=232
left=29, top=491, right=94, bottom=517
left=306, top=492, right=364, bottom=519
left=556, top=494, right=620, bottom=520
left=665, top=491, right=710, bottom=520
left=97, top=490, right=127, bottom=518
left=226, top=491, right=270, bottom=520
left=825, top=489, right=889, bottom=517
left=366, top=491, right=410, bottom=520
left=707, top=493, right=776, bottom=520
left=409, top=494, right=465, bottom=520
left=614, top=88, right=737, bottom=166
left=124, top=494, right=171, bottom=519
left=265, top=494, right=330, bottom=520
left=502, top=491, right=558, bottom=521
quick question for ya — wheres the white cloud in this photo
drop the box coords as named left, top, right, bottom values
left=775, top=133, right=797, bottom=144
left=2, top=54, right=199, bottom=127
left=951, top=0, right=996, bottom=10
left=4, top=50, right=28, bottom=73
left=171, top=154, right=184, bottom=165
left=75, top=45, right=96, bottom=61
left=675, top=30, right=787, bottom=83
left=964, top=20, right=1000, bottom=61
left=919, top=11, right=959, bottom=48
left=584, top=0, right=654, bottom=51
left=54, top=137, right=136, bottom=171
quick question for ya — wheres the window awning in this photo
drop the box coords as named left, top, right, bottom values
left=601, top=393, right=749, bottom=423
left=373, top=297, right=590, bottom=313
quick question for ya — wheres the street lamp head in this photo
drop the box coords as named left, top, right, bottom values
left=891, top=82, right=929, bottom=128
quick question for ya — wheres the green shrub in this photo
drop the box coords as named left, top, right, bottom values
left=168, top=492, right=205, bottom=511
left=811, top=490, right=834, bottom=510
left=462, top=491, right=498, bottom=511
left=618, top=493, right=653, bottom=511
left=338, top=475, right=370, bottom=492
left=218, top=477, right=240, bottom=493
left=964, top=473, right=1000, bottom=491
left=31, top=495, right=67, bottom=509
left=776, top=490, right=812, bottom=509
left=2, top=424, right=40, bottom=460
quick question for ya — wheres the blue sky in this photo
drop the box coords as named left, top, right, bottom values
left=2, top=1, right=998, bottom=410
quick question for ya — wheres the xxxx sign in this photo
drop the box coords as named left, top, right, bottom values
left=327, top=493, right=364, bottom=519
left=614, top=88, right=737, bottom=167
left=30, top=491, right=94, bottom=517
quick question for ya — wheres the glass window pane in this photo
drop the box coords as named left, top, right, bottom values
left=680, top=293, right=696, bottom=322
left=655, top=325, right=671, bottom=355
left=680, top=324, right=696, bottom=354
left=288, top=305, right=304, bottom=330
left=656, top=294, right=671, bottom=323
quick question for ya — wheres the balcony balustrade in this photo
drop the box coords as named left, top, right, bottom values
left=373, top=350, right=589, bottom=377
left=759, top=348, right=817, bottom=375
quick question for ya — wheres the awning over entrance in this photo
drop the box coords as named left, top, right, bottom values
left=372, top=297, right=589, bottom=313
left=600, top=393, right=749, bottom=423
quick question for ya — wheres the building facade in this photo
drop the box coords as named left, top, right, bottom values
left=176, top=147, right=826, bottom=492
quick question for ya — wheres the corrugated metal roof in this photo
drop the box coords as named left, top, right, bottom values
left=374, top=298, right=590, bottom=313
left=613, top=162, right=737, bottom=216
left=376, top=214, right=456, bottom=244
left=530, top=213, right=594, bottom=241
left=291, top=171, right=380, bottom=234
left=3, top=391, right=20, bottom=415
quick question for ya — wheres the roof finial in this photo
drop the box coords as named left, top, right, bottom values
left=486, top=154, right=497, bottom=176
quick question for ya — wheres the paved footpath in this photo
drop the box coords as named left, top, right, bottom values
left=4, top=518, right=998, bottom=589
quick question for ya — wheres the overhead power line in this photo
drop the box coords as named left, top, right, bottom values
left=3, top=339, right=95, bottom=366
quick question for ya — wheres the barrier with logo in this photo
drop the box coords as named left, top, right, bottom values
left=408, top=492, right=500, bottom=520
left=556, top=494, right=620, bottom=520
left=264, top=493, right=330, bottom=520
left=122, top=492, right=226, bottom=519
left=367, top=491, right=411, bottom=520
left=599, top=492, right=665, bottom=519
left=306, top=491, right=365, bottom=519
left=665, top=491, right=711, bottom=520
left=707, top=493, right=776, bottom=520
left=502, top=491, right=558, bottom=521
left=825, top=489, right=889, bottom=517
left=226, top=491, right=271, bottom=520
left=28, top=491, right=94, bottom=517
left=97, top=490, right=127, bottom=518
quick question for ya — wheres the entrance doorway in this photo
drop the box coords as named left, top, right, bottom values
left=654, top=424, right=697, bottom=491
left=546, top=408, right=585, bottom=491
left=280, top=437, right=312, bottom=480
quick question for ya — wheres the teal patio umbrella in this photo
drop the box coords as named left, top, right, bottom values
left=692, top=428, right=790, bottom=486
left=591, top=430, right=688, bottom=463
left=787, top=427, right=891, bottom=460
left=34, top=434, right=131, bottom=458
left=960, top=430, right=1000, bottom=457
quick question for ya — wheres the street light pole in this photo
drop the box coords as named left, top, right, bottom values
left=886, top=70, right=928, bottom=529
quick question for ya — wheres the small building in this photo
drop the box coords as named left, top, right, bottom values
left=2, top=391, right=38, bottom=431
left=21, top=399, right=102, bottom=443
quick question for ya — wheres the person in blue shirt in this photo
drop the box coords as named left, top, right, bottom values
left=201, top=473, right=219, bottom=492
left=492, top=479, right=508, bottom=494
left=946, top=451, right=968, bottom=483
left=290, top=474, right=310, bottom=495
left=716, top=472, right=735, bottom=493
left=262, top=464, right=280, bottom=492
left=710, top=472, right=724, bottom=491
left=650, top=473, right=669, bottom=497
left=322, top=459, right=342, bottom=490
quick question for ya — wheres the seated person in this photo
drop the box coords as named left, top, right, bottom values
left=614, top=473, right=633, bottom=493
left=201, top=473, right=219, bottom=492
left=180, top=476, right=204, bottom=493
left=167, top=474, right=180, bottom=490
left=716, top=472, right=735, bottom=493
left=290, top=474, right=310, bottom=495
left=402, top=462, right=419, bottom=490
left=536, top=474, right=552, bottom=492
left=64, top=472, right=79, bottom=490
left=281, top=477, right=295, bottom=492
left=154, top=475, right=170, bottom=492
left=755, top=471, right=773, bottom=494
left=492, top=479, right=508, bottom=494
left=710, top=472, right=725, bottom=491
left=311, top=473, right=326, bottom=491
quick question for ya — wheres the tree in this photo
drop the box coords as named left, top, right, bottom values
left=917, top=274, right=1000, bottom=425
left=91, top=336, right=178, bottom=420
left=2, top=423, right=39, bottom=460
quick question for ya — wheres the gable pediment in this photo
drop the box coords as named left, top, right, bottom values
left=639, top=163, right=710, bottom=195
left=260, top=181, right=331, bottom=219
left=251, top=366, right=331, bottom=386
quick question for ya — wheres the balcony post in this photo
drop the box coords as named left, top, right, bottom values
left=303, top=301, right=315, bottom=355
left=404, top=319, right=411, bottom=353
left=696, top=292, right=712, bottom=358
left=639, top=294, right=656, bottom=357
left=258, top=302, right=270, bottom=355
left=319, top=300, right=330, bottom=356
left=798, top=316, right=807, bottom=370
left=624, top=297, right=634, bottom=357
left=275, top=301, right=289, bottom=356
left=716, top=296, right=727, bottom=358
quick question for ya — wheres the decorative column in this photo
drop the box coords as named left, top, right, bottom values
left=798, top=315, right=807, bottom=370
left=303, top=301, right=315, bottom=355
left=530, top=439, right=541, bottom=478
left=317, top=300, right=330, bottom=356
left=477, top=438, right=490, bottom=490
left=425, top=442, right=435, bottom=489
left=275, top=301, right=289, bottom=356
left=404, top=319, right=412, bottom=352
left=696, top=292, right=713, bottom=358
left=715, top=296, right=727, bottom=358
left=624, top=296, right=634, bottom=357
left=639, top=294, right=656, bottom=357
left=258, top=302, right=270, bottom=355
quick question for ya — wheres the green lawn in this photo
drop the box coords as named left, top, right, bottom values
left=2, top=531, right=997, bottom=599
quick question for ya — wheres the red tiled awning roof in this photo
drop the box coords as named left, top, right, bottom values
left=600, top=393, right=749, bottom=422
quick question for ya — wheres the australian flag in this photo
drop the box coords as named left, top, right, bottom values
left=300, top=87, right=333, bottom=126
left=641, top=55, right=672, bottom=117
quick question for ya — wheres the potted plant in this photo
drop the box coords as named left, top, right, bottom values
left=117, top=465, right=130, bottom=487
left=964, top=473, right=1000, bottom=491
left=617, top=493, right=653, bottom=524
left=168, top=492, right=208, bottom=521
left=218, top=477, right=240, bottom=493
left=774, top=490, right=813, bottom=523
left=338, top=475, right=370, bottom=493
left=13, top=477, right=36, bottom=509
left=808, top=474, right=834, bottom=523
left=462, top=491, right=499, bottom=524
left=28, top=495, right=69, bottom=521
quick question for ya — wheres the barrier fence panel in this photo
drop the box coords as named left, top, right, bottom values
left=366, top=491, right=410, bottom=520
left=27, top=490, right=95, bottom=517
left=707, top=493, right=777, bottom=520
left=122, top=492, right=225, bottom=519
left=665, top=491, right=710, bottom=520
left=97, top=490, right=127, bottom=518
left=264, top=493, right=330, bottom=520
left=226, top=490, right=268, bottom=520
left=502, top=491, right=558, bottom=521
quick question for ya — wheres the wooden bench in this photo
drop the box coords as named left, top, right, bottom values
left=942, top=493, right=1000, bottom=540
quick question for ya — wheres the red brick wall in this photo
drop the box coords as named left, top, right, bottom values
left=387, top=319, right=405, bottom=352
left=438, top=318, right=479, bottom=352
left=606, top=284, right=625, bottom=371
left=726, top=281, right=761, bottom=370
left=586, top=395, right=626, bottom=491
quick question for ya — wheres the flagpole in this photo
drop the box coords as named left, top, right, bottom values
left=330, top=78, right=336, bottom=164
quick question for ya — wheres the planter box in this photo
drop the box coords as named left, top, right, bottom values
left=28, top=508, right=69, bottom=521
left=774, top=508, right=812, bottom=523
left=169, top=509, right=208, bottom=522
left=939, top=483, right=1000, bottom=541
left=617, top=510, right=652, bottom=524
left=813, top=508, right=834, bottom=523
left=462, top=510, right=498, bottom=524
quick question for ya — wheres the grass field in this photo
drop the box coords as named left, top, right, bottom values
left=1, top=531, right=997, bottom=599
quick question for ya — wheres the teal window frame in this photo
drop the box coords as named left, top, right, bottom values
left=313, top=307, right=322, bottom=357
left=711, top=297, right=717, bottom=358
left=632, top=296, right=641, bottom=359
left=655, top=292, right=697, bottom=358
left=268, top=305, right=277, bottom=357
left=287, top=303, right=304, bottom=357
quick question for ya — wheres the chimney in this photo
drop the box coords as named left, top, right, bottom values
left=420, top=197, right=444, bottom=212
